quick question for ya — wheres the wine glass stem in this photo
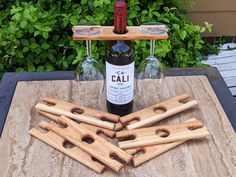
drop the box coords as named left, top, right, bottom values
left=150, top=40, right=156, bottom=57
left=86, top=40, right=92, bottom=58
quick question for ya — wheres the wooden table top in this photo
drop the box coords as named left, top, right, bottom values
left=0, top=75, right=235, bottom=177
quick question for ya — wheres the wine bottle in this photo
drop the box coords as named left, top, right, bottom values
left=106, top=1, right=134, bottom=116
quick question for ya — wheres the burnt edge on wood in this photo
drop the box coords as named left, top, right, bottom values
left=0, top=67, right=235, bottom=137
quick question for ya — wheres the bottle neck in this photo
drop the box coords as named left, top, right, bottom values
left=114, top=1, right=127, bottom=34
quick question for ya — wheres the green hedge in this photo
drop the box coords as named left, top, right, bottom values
left=0, top=0, right=211, bottom=78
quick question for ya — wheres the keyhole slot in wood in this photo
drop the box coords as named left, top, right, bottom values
left=125, top=117, right=141, bottom=125
left=117, top=134, right=136, bottom=142
left=178, top=98, right=190, bottom=104
left=45, top=101, right=56, bottom=107
left=132, top=148, right=145, bottom=158
left=96, top=130, right=114, bottom=139
left=42, top=98, right=57, bottom=106
left=58, top=123, right=68, bottom=129
left=109, top=152, right=127, bottom=166
left=100, top=116, right=118, bottom=123
left=71, top=108, right=85, bottom=115
left=91, top=156, right=102, bottom=163
left=187, top=124, right=203, bottom=130
left=37, top=127, right=50, bottom=134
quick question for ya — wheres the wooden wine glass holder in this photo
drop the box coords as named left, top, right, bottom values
left=72, top=26, right=169, bottom=41
left=124, top=118, right=207, bottom=167
left=120, top=94, right=198, bottom=130
left=35, top=97, right=122, bottom=131
left=116, top=118, right=209, bottom=149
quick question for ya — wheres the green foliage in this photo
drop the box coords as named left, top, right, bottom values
left=0, top=0, right=211, bottom=79
left=201, top=41, right=221, bottom=56
left=201, top=36, right=234, bottom=57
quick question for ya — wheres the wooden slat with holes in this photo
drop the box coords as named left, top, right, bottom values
left=120, top=94, right=198, bottom=130
left=35, top=97, right=122, bottom=131
left=37, top=115, right=132, bottom=172
left=126, top=140, right=186, bottom=167
left=125, top=119, right=199, bottom=167
left=72, top=26, right=168, bottom=41
left=38, top=111, right=115, bottom=138
left=30, top=126, right=105, bottom=173
left=116, top=118, right=209, bottom=149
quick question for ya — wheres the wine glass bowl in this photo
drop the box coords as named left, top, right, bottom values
left=73, top=24, right=104, bottom=94
left=136, top=22, right=168, bottom=95
left=75, top=58, right=104, bottom=81
left=136, top=55, right=164, bottom=95
left=137, top=56, right=163, bottom=80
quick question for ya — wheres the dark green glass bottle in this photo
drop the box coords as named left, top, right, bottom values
left=106, top=1, right=134, bottom=116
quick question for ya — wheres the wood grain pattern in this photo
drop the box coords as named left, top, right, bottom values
left=120, top=94, right=198, bottom=129
left=29, top=124, right=105, bottom=173
left=35, top=96, right=121, bottom=130
left=36, top=103, right=115, bottom=130
left=42, top=96, right=120, bottom=123
left=38, top=111, right=115, bottom=138
left=117, top=118, right=209, bottom=149
left=39, top=97, right=123, bottom=131
left=72, top=26, right=169, bottom=41
left=37, top=115, right=132, bottom=172
left=0, top=77, right=236, bottom=177
left=125, top=119, right=207, bottom=167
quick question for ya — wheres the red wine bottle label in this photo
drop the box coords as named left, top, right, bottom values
left=106, top=61, right=134, bottom=105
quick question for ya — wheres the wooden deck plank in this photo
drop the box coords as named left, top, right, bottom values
left=202, top=46, right=236, bottom=96
left=207, top=50, right=236, bottom=60
left=215, top=62, right=236, bottom=71
left=229, top=87, right=236, bottom=96
left=203, top=56, right=236, bottom=65
left=223, top=77, right=236, bottom=87
left=220, top=69, right=236, bottom=78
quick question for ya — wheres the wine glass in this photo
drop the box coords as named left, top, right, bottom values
left=72, top=24, right=104, bottom=94
left=136, top=22, right=168, bottom=97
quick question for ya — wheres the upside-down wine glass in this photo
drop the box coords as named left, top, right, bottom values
left=72, top=24, right=104, bottom=94
left=137, top=22, right=168, bottom=97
